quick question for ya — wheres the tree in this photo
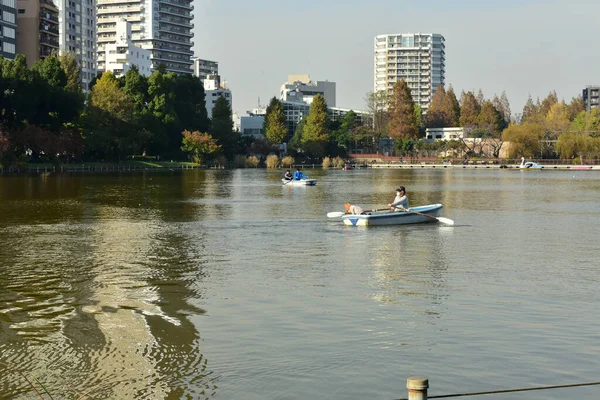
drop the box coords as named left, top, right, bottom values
left=211, top=96, right=239, bottom=159
left=521, top=95, right=539, bottom=123
left=264, top=97, right=287, bottom=144
left=330, top=110, right=358, bottom=153
left=499, top=91, right=511, bottom=125
left=442, top=86, right=460, bottom=127
left=289, top=119, right=305, bottom=152
left=181, top=130, right=221, bottom=164
left=387, top=80, right=418, bottom=139
left=426, top=84, right=446, bottom=128
left=459, top=91, right=480, bottom=128
left=501, top=122, right=544, bottom=158
left=414, top=104, right=425, bottom=137
left=476, top=89, right=485, bottom=105
left=365, top=90, right=389, bottom=142
left=478, top=100, right=504, bottom=136
left=58, top=52, right=82, bottom=93
left=566, top=96, right=585, bottom=121
left=539, top=91, right=558, bottom=118
left=571, top=109, right=600, bottom=132
left=555, top=132, right=599, bottom=161
left=544, top=102, right=570, bottom=133
left=301, top=94, right=330, bottom=157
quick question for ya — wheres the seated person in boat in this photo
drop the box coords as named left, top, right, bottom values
left=345, top=203, right=365, bottom=215
left=293, top=168, right=308, bottom=180
left=283, top=169, right=293, bottom=180
left=389, top=186, right=409, bottom=211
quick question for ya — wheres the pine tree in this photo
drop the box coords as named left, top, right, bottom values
left=387, top=80, right=418, bottom=139
left=211, top=96, right=239, bottom=159
left=264, top=97, right=288, bottom=144
left=499, top=91, right=511, bottom=125
left=478, top=100, right=504, bottom=135
left=301, top=94, right=330, bottom=157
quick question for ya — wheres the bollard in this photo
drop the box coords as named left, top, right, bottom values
left=407, top=376, right=428, bottom=400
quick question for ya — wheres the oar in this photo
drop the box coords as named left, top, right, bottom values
left=399, top=208, right=454, bottom=225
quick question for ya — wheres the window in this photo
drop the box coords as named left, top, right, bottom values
left=3, top=42, right=15, bottom=54
left=17, top=9, right=25, bottom=13
left=3, top=26, right=15, bottom=38
left=2, top=0, right=16, bottom=8
left=2, top=11, right=15, bottom=23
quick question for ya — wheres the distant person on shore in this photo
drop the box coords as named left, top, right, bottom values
left=389, top=186, right=409, bottom=211
left=293, top=168, right=308, bottom=180
left=283, top=170, right=293, bottom=181
left=345, top=203, right=364, bottom=215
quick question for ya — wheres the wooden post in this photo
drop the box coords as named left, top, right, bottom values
left=407, top=376, right=428, bottom=400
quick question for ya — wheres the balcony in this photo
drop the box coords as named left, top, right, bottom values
left=159, top=0, right=193, bottom=10
left=40, top=34, right=59, bottom=47
left=97, top=5, right=142, bottom=14
left=158, top=7, right=192, bottom=18
left=39, top=23, right=59, bottom=35
left=158, top=16, right=193, bottom=28
left=157, top=24, right=193, bottom=37
left=40, top=10, right=58, bottom=22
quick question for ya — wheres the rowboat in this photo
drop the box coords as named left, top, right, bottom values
left=343, top=164, right=354, bottom=170
left=282, top=178, right=317, bottom=186
left=342, top=204, right=443, bottom=226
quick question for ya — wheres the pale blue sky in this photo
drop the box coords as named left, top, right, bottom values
left=193, top=0, right=600, bottom=117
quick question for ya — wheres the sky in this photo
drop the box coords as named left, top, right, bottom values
left=193, top=0, right=600, bottom=118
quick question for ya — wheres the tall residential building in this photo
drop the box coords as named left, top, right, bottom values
left=192, top=58, right=217, bottom=81
left=97, top=0, right=194, bottom=75
left=97, top=18, right=151, bottom=76
left=280, top=74, right=336, bottom=107
left=374, top=33, right=445, bottom=111
left=582, top=86, right=600, bottom=111
left=56, top=0, right=96, bottom=89
left=16, top=0, right=59, bottom=67
left=0, top=0, right=17, bottom=59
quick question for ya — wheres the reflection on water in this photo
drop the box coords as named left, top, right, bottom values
left=1, top=169, right=600, bottom=399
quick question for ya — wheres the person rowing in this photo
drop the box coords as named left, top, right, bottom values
left=293, top=168, right=308, bottom=181
left=388, top=186, right=409, bottom=211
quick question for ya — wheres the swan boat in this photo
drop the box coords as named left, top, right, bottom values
left=342, top=204, right=443, bottom=226
left=519, top=157, right=543, bottom=170
left=282, top=178, right=317, bottom=186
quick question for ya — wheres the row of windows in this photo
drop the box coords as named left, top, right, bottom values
left=2, top=10, right=15, bottom=23
left=3, top=25, right=15, bottom=38
left=1, top=0, right=15, bottom=8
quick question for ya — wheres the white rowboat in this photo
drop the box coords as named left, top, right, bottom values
left=342, top=204, right=443, bottom=226
left=282, top=178, right=317, bottom=186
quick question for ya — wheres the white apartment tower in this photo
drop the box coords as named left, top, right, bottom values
left=56, top=0, right=97, bottom=89
left=97, top=19, right=151, bottom=76
left=97, top=0, right=193, bottom=75
left=374, top=33, right=445, bottom=111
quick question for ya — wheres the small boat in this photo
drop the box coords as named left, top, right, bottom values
left=519, top=157, right=542, bottom=170
left=343, top=164, right=354, bottom=170
left=282, top=178, right=317, bottom=186
left=342, top=204, right=443, bottom=226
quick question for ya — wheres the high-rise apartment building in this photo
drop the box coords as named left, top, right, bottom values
left=192, top=58, right=217, bottom=81
left=374, top=33, right=445, bottom=111
left=97, top=18, right=151, bottom=76
left=0, top=0, right=17, bottom=59
left=582, top=86, right=600, bottom=111
left=97, top=0, right=193, bottom=75
left=16, top=0, right=59, bottom=67
left=55, top=0, right=96, bottom=89
left=280, top=74, right=336, bottom=107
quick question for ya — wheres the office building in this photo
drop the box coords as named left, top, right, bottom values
left=192, top=58, right=217, bottom=81
left=54, top=0, right=96, bottom=89
left=582, top=86, right=600, bottom=111
left=204, top=74, right=231, bottom=118
left=96, top=0, right=194, bottom=75
left=374, top=33, right=445, bottom=111
left=0, top=0, right=17, bottom=59
left=16, top=0, right=59, bottom=66
left=280, top=74, right=336, bottom=107
left=97, top=18, right=150, bottom=76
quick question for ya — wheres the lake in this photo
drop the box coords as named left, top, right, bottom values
left=0, top=168, right=599, bottom=399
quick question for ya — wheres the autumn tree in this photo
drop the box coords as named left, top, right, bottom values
left=426, top=84, right=446, bottom=128
left=459, top=91, right=480, bottom=128
left=181, top=130, right=221, bottom=164
left=387, top=80, right=418, bottom=139
left=301, top=94, right=330, bottom=157
left=566, top=96, right=585, bottom=121
left=544, top=102, right=570, bottom=133
left=521, top=95, right=539, bottom=123
left=442, top=86, right=460, bottom=127
left=478, top=100, right=505, bottom=135
left=264, top=97, right=288, bottom=144
left=539, top=91, right=558, bottom=118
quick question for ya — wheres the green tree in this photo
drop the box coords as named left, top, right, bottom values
left=301, top=94, right=330, bottom=157
left=289, top=119, right=305, bottom=152
left=459, top=91, right=480, bottom=128
left=478, top=100, right=504, bottom=136
left=181, top=130, right=221, bottom=164
left=387, top=80, right=418, bottom=139
left=501, top=122, right=544, bottom=158
left=264, top=97, right=288, bottom=144
left=210, top=96, right=239, bottom=159
left=521, top=95, right=539, bottom=123
left=566, top=96, right=585, bottom=121
left=58, top=52, right=82, bottom=93
left=571, top=109, right=600, bottom=132
left=414, top=104, right=425, bottom=137
left=544, top=102, right=570, bottom=133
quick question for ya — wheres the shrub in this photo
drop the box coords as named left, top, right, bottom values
left=245, top=155, right=260, bottom=168
left=234, top=155, right=247, bottom=168
left=266, top=154, right=280, bottom=168
left=333, top=156, right=345, bottom=168
left=281, top=156, right=295, bottom=168
left=322, top=156, right=331, bottom=169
